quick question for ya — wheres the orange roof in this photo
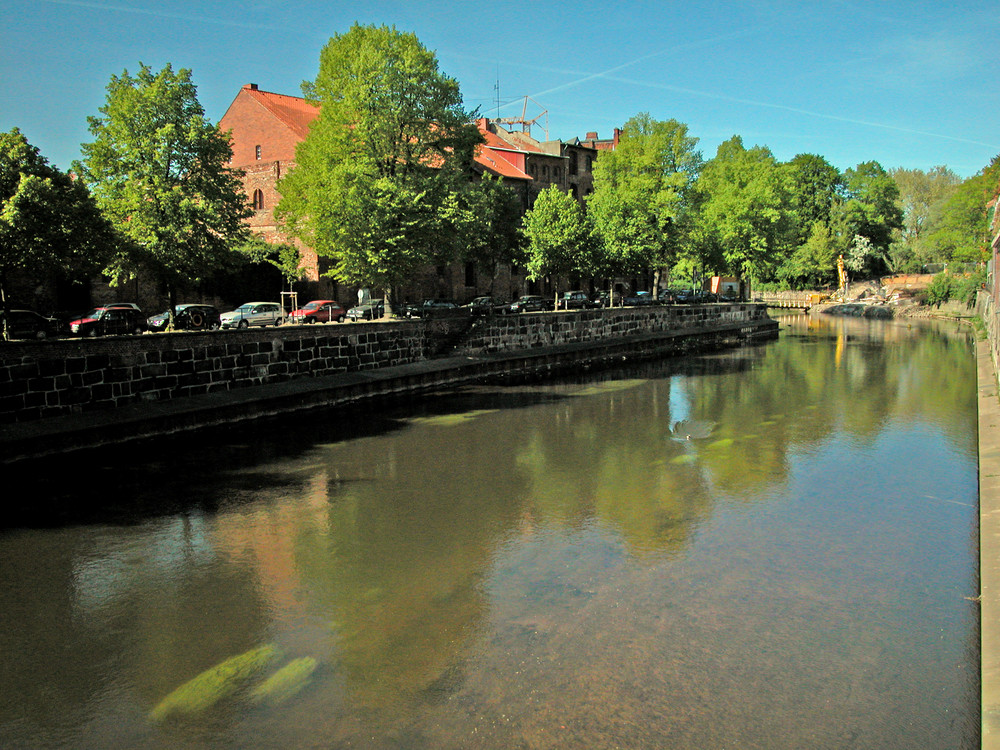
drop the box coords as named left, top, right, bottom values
left=474, top=145, right=531, bottom=181
left=242, top=86, right=320, bottom=140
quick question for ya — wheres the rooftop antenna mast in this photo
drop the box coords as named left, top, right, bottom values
left=497, top=96, right=549, bottom=140
left=494, top=64, right=500, bottom=120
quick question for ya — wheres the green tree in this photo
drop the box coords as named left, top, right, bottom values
left=777, top=220, right=838, bottom=288
left=588, top=114, right=702, bottom=288
left=889, top=165, right=960, bottom=263
left=833, top=161, right=902, bottom=273
left=276, top=24, right=482, bottom=312
left=922, top=156, right=1000, bottom=264
left=0, top=128, right=114, bottom=339
left=456, top=175, right=524, bottom=295
left=784, top=153, right=842, bottom=236
left=77, top=63, right=252, bottom=317
left=240, top=237, right=304, bottom=288
left=522, top=185, right=599, bottom=306
left=692, top=136, right=793, bottom=286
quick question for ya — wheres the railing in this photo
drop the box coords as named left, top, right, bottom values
left=753, top=292, right=823, bottom=309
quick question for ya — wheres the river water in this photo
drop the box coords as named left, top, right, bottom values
left=0, top=313, right=980, bottom=749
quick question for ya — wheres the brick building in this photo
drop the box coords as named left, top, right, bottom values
left=219, top=83, right=609, bottom=305
left=578, top=128, right=622, bottom=152
left=219, top=84, right=322, bottom=284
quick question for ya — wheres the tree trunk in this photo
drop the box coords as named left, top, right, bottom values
left=168, top=284, right=177, bottom=331
left=1, top=280, right=9, bottom=341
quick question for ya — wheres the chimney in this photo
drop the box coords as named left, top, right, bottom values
left=246, top=83, right=258, bottom=91
left=586, top=132, right=598, bottom=140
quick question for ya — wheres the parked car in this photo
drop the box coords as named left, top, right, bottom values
left=146, top=304, right=221, bottom=332
left=464, top=296, right=508, bottom=316
left=508, top=295, right=553, bottom=313
left=69, top=306, right=146, bottom=337
left=220, top=302, right=283, bottom=329
left=286, top=300, right=346, bottom=324
left=558, top=291, right=597, bottom=310
left=346, top=299, right=385, bottom=321
left=590, top=290, right=613, bottom=308
left=404, top=299, right=458, bottom=318
left=0, top=309, right=63, bottom=340
left=622, top=291, right=656, bottom=306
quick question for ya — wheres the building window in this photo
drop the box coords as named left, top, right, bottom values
left=255, top=145, right=261, bottom=160
left=252, top=189, right=264, bottom=210
left=569, top=153, right=577, bottom=176
left=587, top=156, right=593, bottom=172
left=465, top=262, right=476, bottom=287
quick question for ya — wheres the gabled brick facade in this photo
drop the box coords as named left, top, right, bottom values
left=219, top=84, right=324, bottom=284
left=219, top=84, right=613, bottom=305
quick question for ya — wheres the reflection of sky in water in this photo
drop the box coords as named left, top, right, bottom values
left=0, top=316, right=981, bottom=749
left=669, top=374, right=690, bottom=424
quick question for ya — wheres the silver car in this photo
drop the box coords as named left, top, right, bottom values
left=220, top=302, right=283, bottom=329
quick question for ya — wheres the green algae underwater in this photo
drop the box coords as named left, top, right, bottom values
left=149, top=646, right=318, bottom=721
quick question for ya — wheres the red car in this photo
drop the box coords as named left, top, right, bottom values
left=286, top=300, right=346, bottom=324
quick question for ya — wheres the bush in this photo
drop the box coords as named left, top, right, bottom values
left=953, top=268, right=986, bottom=308
left=925, top=273, right=954, bottom=308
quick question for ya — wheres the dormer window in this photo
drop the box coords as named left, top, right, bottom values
left=255, top=145, right=261, bottom=160
left=252, top=189, right=264, bottom=210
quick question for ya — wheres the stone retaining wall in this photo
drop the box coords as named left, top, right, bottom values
left=456, top=303, right=769, bottom=354
left=0, top=323, right=425, bottom=424
left=0, top=304, right=771, bottom=425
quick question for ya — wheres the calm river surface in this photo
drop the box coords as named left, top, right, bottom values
left=0, top=313, right=980, bottom=749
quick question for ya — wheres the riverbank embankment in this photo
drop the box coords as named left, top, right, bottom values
left=0, top=303, right=776, bottom=464
left=978, top=336, right=1000, bottom=748
left=979, top=288, right=1000, bottom=747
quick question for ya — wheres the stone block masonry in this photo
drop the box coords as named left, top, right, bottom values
left=456, top=303, right=769, bottom=356
left=0, top=322, right=426, bottom=424
left=0, top=304, right=775, bottom=429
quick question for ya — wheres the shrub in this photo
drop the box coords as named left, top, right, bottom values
left=925, top=273, right=954, bottom=308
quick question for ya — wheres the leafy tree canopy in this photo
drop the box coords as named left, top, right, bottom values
left=522, top=185, right=600, bottom=290
left=784, top=153, right=842, bottom=233
left=77, top=63, right=252, bottom=308
left=588, top=113, right=702, bottom=276
left=0, top=128, right=113, bottom=335
left=455, top=175, right=524, bottom=293
left=693, top=136, right=792, bottom=283
left=890, top=165, right=961, bottom=246
left=837, top=160, right=903, bottom=252
left=776, top=220, right=838, bottom=288
left=277, top=24, right=482, bottom=306
left=921, top=155, right=1000, bottom=264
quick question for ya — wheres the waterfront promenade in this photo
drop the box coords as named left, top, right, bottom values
left=980, top=338, right=1000, bottom=748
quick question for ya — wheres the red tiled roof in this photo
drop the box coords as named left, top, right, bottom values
left=243, top=86, right=320, bottom=140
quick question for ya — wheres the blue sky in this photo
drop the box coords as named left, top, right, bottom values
left=4, top=0, right=998, bottom=178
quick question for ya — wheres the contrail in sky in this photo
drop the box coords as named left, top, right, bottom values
left=40, top=0, right=284, bottom=31
left=515, top=57, right=999, bottom=150
left=591, top=73, right=1000, bottom=149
